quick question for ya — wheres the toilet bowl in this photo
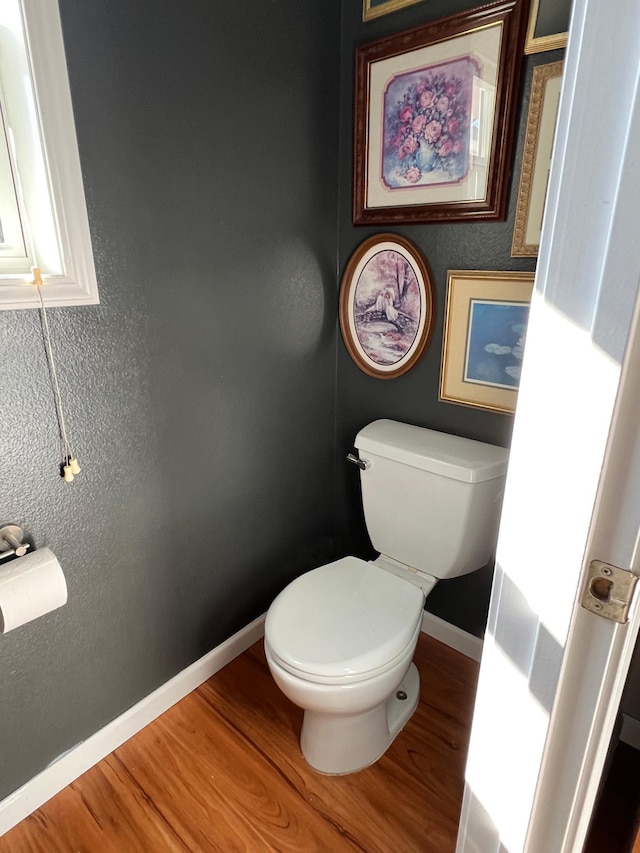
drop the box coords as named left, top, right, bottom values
left=264, top=556, right=425, bottom=774
left=264, top=420, right=509, bottom=775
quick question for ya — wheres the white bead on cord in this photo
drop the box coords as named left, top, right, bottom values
left=33, top=268, right=81, bottom=482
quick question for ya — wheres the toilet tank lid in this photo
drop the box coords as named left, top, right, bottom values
left=355, top=420, right=509, bottom=483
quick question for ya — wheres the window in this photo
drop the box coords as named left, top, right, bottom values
left=0, top=96, right=28, bottom=268
left=0, top=0, right=98, bottom=309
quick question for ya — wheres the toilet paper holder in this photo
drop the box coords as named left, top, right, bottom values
left=0, top=525, right=31, bottom=560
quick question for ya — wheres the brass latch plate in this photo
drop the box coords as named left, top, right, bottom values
left=581, top=560, right=638, bottom=623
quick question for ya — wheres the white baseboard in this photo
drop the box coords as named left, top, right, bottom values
left=421, top=611, right=484, bottom=662
left=620, top=713, right=640, bottom=750
left=0, top=613, right=266, bottom=838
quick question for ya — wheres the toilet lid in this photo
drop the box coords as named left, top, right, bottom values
left=265, top=556, right=424, bottom=680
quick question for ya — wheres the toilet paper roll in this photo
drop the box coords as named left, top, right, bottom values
left=0, top=548, right=68, bottom=633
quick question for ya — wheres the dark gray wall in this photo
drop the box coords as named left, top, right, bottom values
left=0, top=0, right=564, bottom=803
left=0, top=0, right=341, bottom=800
left=336, top=0, right=562, bottom=637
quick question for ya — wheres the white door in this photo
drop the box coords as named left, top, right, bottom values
left=456, top=0, right=640, bottom=850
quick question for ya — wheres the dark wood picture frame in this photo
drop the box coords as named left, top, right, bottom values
left=339, top=234, right=434, bottom=379
left=353, top=0, right=528, bottom=225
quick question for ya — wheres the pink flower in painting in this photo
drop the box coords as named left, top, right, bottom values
left=389, top=129, right=405, bottom=151
left=411, top=113, right=426, bottom=134
left=438, top=138, right=453, bottom=158
left=424, top=119, right=442, bottom=144
left=446, top=116, right=461, bottom=136
left=419, top=90, right=435, bottom=109
left=383, top=62, right=473, bottom=186
left=398, top=135, right=419, bottom=158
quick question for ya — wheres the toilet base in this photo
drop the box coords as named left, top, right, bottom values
left=300, top=663, right=420, bottom=775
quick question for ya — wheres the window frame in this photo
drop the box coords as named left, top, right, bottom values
left=0, top=0, right=99, bottom=310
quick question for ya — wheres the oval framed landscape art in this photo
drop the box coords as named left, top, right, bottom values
left=339, top=234, right=434, bottom=379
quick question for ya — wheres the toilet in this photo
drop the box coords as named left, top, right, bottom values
left=264, top=419, right=508, bottom=775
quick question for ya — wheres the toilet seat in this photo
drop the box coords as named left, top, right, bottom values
left=265, top=556, right=424, bottom=685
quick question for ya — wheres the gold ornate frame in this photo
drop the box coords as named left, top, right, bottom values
left=362, top=0, right=426, bottom=21
left=524, top=0, right=569, bottom=54
left=440, top=270, right=534, bottom=414
left=512, top=61, right=563, bottom=257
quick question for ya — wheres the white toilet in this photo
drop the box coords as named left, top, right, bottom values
left=264, top=419, right=508, bottom=775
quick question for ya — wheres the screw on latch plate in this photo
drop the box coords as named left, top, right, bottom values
left=581, top=560, right=638, bottom=623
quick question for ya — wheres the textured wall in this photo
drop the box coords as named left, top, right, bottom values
left=0, top=0, right=341, bottom=800
left=336, top=0, right=562, bottom=636
left=0, top=0, right=566, bottom=802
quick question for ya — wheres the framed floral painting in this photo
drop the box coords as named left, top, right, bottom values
left=339, top=234, right=434, bottom=379
left=440, top=270, right=534, bottom=413
left=353, top=0, right=528, bottom=225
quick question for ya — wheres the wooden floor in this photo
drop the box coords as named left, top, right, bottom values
left=0, top=633, right=479, bottom=852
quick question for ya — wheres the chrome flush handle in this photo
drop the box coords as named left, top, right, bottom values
left=346, top=453, right=370, bottom=471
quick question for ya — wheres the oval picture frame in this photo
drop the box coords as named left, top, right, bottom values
left=339, top=234, right=435, bottom=379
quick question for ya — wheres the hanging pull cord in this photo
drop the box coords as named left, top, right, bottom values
left=33, top=268, right=81, bottom=482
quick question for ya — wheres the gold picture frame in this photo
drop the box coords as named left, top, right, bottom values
left=440, top=270, right=534, bottom=414
left=512, top=61, right=563, bottom=257
left=524, top=0, right=570, bottom=54
left=363, top=0, right=426, bottom=21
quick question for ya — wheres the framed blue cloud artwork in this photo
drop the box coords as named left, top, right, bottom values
left=440, top=270, right=534, bottom=413
left=465, top=300, right=529, bottom=389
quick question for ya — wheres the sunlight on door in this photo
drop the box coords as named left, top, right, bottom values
left=458, top=293, right=621, bottom=852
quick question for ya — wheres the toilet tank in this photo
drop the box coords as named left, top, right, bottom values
left=354, top=420, right=509, bottom=579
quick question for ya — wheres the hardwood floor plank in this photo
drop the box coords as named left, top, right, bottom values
left=0, top=757, right=186, bottom=853
left=0, top=632, right=479, bottom=853
left=412, top=638, right=479, bottom=726
left=200, top=635, right=478, bottom=853
left=115, top=689, right=363, bottom=851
